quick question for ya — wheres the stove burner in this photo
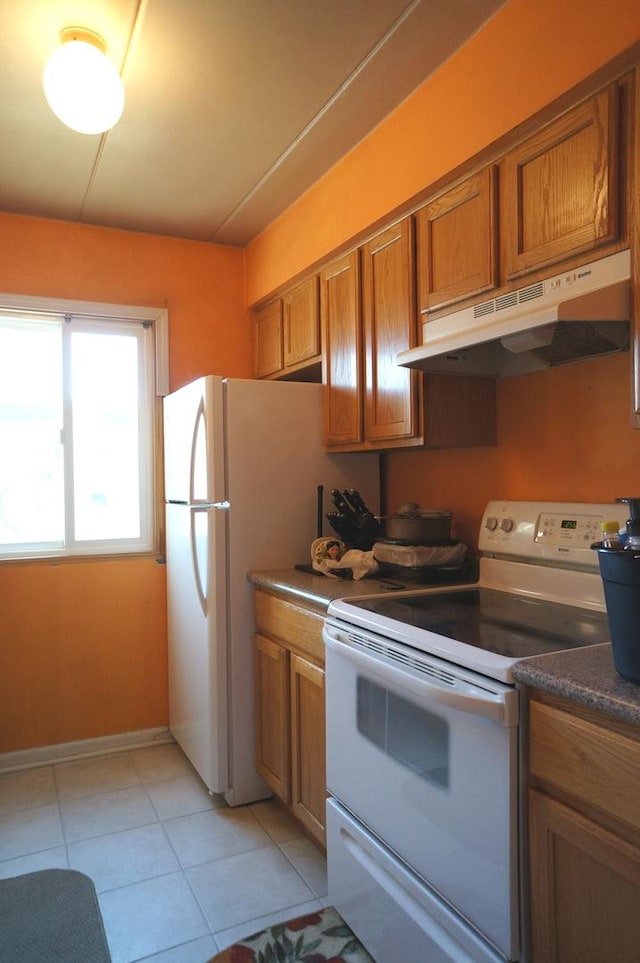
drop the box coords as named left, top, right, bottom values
left=347, top=588, right=610, bottom=660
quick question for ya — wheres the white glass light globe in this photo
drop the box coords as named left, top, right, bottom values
left=43, top=38, right=125, bottom=135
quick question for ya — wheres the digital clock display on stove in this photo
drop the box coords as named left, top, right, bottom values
left=561, top=519, right=577, bottom=529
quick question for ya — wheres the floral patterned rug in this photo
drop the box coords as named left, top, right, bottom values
left=208, top=906, right=375, bottom=962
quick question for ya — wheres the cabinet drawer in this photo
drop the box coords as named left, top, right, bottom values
left=254, top=590, right=324, bottom=663
left=529, top=700, right=640, bottom=833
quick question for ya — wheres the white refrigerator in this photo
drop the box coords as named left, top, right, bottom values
left=163, top=376, right=380, bottom=806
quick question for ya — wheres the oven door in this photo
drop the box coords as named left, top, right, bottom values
left=324, top=618, right=520, bottom=961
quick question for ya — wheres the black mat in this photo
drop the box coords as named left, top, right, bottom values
left=0, top=869, right=111, bottom=963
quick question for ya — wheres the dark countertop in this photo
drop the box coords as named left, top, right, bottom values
left=249, top=568, right=640, bottom=727
left=513, top=643, right=640, bottom=727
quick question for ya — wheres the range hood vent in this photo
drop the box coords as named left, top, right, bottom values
left=398, top=250, right=631, bottom=378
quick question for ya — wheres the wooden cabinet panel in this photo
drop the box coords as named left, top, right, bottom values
left=502, top=87, right=619, bottom=279
left=417, top=166, right=498, bottom=313
left=423, top=374, right=496, bottom=448
left=254, top=591, right=326, bottom=847
left=527, top=694, right=640, bottom=962
left=255, top=633, right=290, bottom=802
left=321, top=251, right=364, bottom=447
left=283, top=276, right=320, bottom=368
left=290, top=653, right=326, bottom=846
left=254, top=590, right=324, bottom=664
left=529, top=699, right=640, bottom=834
left=253, top=299, right=283, bottom=378
left=362, top=218, right=420, bottom=444
left=253, top=277, right=320, bottom=380
left=529, top=788, right=640, bottom=963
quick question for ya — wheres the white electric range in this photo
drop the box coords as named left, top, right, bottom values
left=323, top=500, right=623, bottom=963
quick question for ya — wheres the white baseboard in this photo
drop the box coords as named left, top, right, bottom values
left=0, top=727, right=175, bottom=774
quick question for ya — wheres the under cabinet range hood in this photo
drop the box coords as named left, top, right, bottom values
left=397, top=249, right=632, bottom=377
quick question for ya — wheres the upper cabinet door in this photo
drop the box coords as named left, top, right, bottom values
left=362, top=217, right=420, bottom=445
left=320, top=251, right=364, bottom=447
left=416, top=166, right=498, bottom=314
left=253, top=299, right=283, bottom=378
left=502, top=87, right=620, bottom=280
left=283, top=276, right=320, bottom=368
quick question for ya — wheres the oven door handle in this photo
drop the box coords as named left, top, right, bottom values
left=324, top=631, right=518, bottom=726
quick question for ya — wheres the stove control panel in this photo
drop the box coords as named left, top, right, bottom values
left=536, top=511, right=602, bottom=547
left=479, top=500, right=627, bottom=567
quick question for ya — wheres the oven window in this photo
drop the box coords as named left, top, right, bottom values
left=356, top=676, right=449, bottom=788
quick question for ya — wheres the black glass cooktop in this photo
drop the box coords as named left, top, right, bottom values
left=347, top=588, right=610, bottom=659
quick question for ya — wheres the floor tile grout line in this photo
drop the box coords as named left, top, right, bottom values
left=130, top=934, right=217, bottom=963
left=177, top=839, right=284, bottom=874
left=211, top=893, right=327, bottom=951
left=180, top=854, right=217, bottom=941
left=95, top=865, right=193, bottom=898
left=52, top=761, right=72, bottom=857
left=50, top=762, right=71, bottom=868
left=275, top=838, right=328, bottom=900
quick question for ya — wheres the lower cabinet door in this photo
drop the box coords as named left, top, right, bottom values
left=290, top=653, right=326, bottom=845
left=255, top=633, right=290, bottom=802
left=529, top=788, right=640, bottom=962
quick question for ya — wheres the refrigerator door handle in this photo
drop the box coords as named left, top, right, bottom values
left=166, top=500, right=230, bottom=509
left=190, top=396, right=219, bottom=504
left=190, top=506, right=209, bottom=617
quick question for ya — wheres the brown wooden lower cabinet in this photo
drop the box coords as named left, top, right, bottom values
left=290, top=653, right=326, bottom=842
left=527, top=693, right=640, bottom=962
left=254, top=589, right=326, bottom=847
left=529, top=789, right=640, bottom=962
left=255, top=633, right=289, bottom=801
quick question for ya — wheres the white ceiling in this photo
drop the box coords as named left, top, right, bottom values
left=1, top=0, right=506, bottom=246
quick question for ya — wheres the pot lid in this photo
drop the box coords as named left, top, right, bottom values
left=394, top=502, right=453, bottom=519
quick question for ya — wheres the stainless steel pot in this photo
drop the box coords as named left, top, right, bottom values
left=384, top=503, right=453, bottom=544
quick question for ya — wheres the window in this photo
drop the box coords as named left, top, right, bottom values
left=0, top=295, right=168, bottom=560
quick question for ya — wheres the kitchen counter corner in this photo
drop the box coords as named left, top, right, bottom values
left=514, top=643, right=640, bottom=726
left=248, top=567, right=408, bottom=611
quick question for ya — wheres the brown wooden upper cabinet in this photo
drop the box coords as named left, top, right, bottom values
left=362, top=217, right=421, bottom=446
left=321, top=218, right=496, bottom=451
left=253, top=275, right=321, bottom=380
left=321, top=219, right=422, bottom=451
left=320, top=250, right=364, bottom=448
left=283, top=276, right=321, bottom=369
left=416, top=166, right=498, bottom=315
left=501, top=85, right=620, bottom=281
left=253, top=298, right=283, bottom=379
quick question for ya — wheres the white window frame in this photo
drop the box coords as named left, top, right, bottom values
left=0, top=292, right=169, bottom=561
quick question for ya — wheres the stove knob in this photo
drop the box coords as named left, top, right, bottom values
left=501, top=517, right=514, bottom=532
left=485, top=516, right=498, bottom=531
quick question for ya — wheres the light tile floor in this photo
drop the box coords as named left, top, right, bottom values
left=0, top=744, right=329, bottom=963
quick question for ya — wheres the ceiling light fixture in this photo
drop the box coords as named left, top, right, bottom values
left=43, top=27, right=125, bottom=135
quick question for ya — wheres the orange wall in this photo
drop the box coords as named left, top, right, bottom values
left=1, top=559, right=168, bottom=751
left=0, top=212, right=251, bottom=392
left=243, top=0, right=640, bottom=550
left=383, top=354, right=640, bottom=550
left=246, top=0, right=640, bottom=303
left=0, top=213, right=249, bottom=753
